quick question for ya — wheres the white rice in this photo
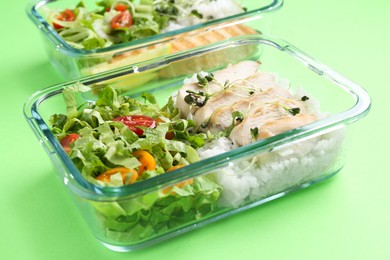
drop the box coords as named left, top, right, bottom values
left=198, top=129, right=345, bottom=208
left=162, top=0, right=244, bottom=33
left=195, top=0, right=244, bottom=20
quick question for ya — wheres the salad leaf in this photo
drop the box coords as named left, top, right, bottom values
left=50, top=83, right=222, bottom=244
left=141, top=92, right=157, bottom=104
left=46, top=0, right=245, bottom=50
left=92, top=175, right=222, bottom=242
left=62, top=88, right=78, bottom=119
left=82, top=37, right=107, bottom=50
left=96, top=84, right=120, bottom=108
left=51, top=84, right=212, bottom=185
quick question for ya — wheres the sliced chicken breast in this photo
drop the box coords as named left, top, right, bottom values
left=175, top=60, right=261, bottom=118
left=208, top=86, right=292, bottom=132
left=230, top=100, right=317, bottom=146
left=174, top=61, right=319, bottom=147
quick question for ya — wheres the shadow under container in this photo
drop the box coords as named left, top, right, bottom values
left=26, top=0, right=283, bottom=79
left=24, top=35, right=370, bottom=251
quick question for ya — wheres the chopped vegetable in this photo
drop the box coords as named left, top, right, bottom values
left=50, top=83, right=222, bottom=243
left=113, top=115, right=156, bottom=136
left=53, top=9, right=75, bottom=29
left=96, top=167, right=138, bottom=184
left=196, top=72, right=215, bottom=88
left=162, top=164, right=194, bottom=194
left=286, top=107, right=301, bottom=116
left=45, top=0, right=245, bottom=50
left=166, top=164, right=185, bottom=172
left=59, top=133, right=79, bottom=153
left=250, top=127, right=259, bottom=140
left=110, top=10, right=133, bottom=29
left=114, top=3, right=129, bottom=12
left=49, top=84, right=214, bottom=186
left=133, top=150, right=156, bottom=175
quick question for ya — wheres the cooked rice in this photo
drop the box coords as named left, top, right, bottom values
left=198, top=129, right=345, bottom=208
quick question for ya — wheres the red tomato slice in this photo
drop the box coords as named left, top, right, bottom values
left=115, top=3, right=128, bottom=12
left=53, top=9, right=75, bottom=29
left=60, top=133, right=79, bottom=153
left=113, top=115, right=156, bottom=136
left=110, top=10, right=133, bottom=29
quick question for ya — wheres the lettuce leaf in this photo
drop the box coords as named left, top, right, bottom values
left=93, top=175, right=222, bottom=242
left=50, top=83, right=222, bottom=243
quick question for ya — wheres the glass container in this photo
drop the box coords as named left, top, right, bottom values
left=26, top=0, right=283, bottom=79
left=24, top=35, right=371, bottom=251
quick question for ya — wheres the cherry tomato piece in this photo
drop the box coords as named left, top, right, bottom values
left=110, top=10, right=133, bottom=29
left=96, top=167, right=138, bottom=185
left=53, top=9, right=75, bottom=29
left=115, top=3, right=128, bottom=12
left=113, top=115, right=156, bottom=136
left=60, top=133, right=79, bottom=153
left=133, top=150, right=157, bottom=176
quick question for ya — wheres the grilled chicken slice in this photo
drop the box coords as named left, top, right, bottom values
left=229, top=100, right=317, bottom=146
left=175, top=60, right=261, bottom=118
left=208, top=86, right=292, bottom=132
left=257, top=114, right=317, bottom=139
left=181, top=68, right=280, bottom=124
left=231, top=113, right=317, bottom=146
left=194, top=88, right=249, bottom=127
left=175, top=61, right=319, bottom=146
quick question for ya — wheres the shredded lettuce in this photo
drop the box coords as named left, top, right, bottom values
left=92, top=176, right=221, bottom=242
left=51, top=84, right=200, bottom=181
left=45, top=0, right=245, bottom=50
left=50, top=83, right=222, bottom=243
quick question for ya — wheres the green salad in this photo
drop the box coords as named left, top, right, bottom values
left=49, top=83, right=222, bottom=242
left=46, top=0, right=245, bottom=50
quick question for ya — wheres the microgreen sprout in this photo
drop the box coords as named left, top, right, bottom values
left=191, top=10, right=203, bottom=18
left=225, top=111, right=244, bottom=137
left=279, top=104, right=301, bottom=116
left=200, top=122, right=209, bottom=128
left=287, top=107, right=301, bottom=116
left=301, top=96, right=309, bottom=101
left=184, top=90, right=210, bottom=107
left=250, top=127, right=259, bottom=140
left=196, top=72, right=215, bottom=88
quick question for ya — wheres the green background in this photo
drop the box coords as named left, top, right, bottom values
left=1, top=0, right=389, bottom=259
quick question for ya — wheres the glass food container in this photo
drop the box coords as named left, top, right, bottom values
left=26, top=0, right=283, bottom=79
left=24, top=35, right=370, bottom=252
